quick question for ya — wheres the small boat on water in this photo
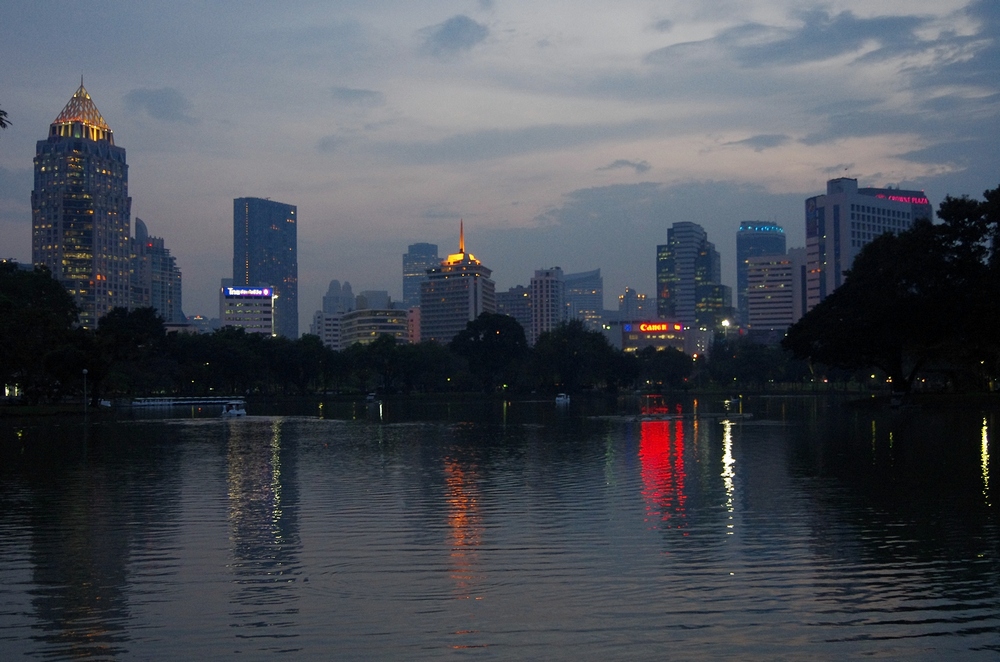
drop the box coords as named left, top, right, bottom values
left=555, top=393, right=571, bottom=406
left=222, top=400, right=247, bottom=416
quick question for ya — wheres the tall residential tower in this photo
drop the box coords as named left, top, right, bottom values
left=32, top=82, right=131, bottom=328
left=233, top=197, right=298, bottom=338
left=419, top=224, right=495, bottom=344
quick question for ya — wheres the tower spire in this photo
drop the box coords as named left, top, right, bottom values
left=459, top=219, right=465, bottom=254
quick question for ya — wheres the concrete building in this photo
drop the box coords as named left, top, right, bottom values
left=220, top=286, right=275, bottom=335
left=131, top=218, right=183, bottom=323
left=233, top=197, right=298, bottom=338
left=563, top=269, right=603, bottom=330
left=616, top=287, right=649, bottom=322
left=746, top=247, right=807, bottom=341
left=496, top=285, right=532, bottom=335
left=806, top=178, right=932, bottom=309
left=340, top=308, right=408, bottom=347
left=736, top=222, right=786, bottom=325
left=530, top=267, right=565, bottom=345
left=419, top=224, right=495, bottom=344
left=309, top=311, right=341, bottom=350
left=322, top=280, right=354, bottom=315
left=32, top=82, right=131, bottom=329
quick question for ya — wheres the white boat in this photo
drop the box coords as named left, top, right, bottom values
left=222, top=400, right=247, bottom=416
left=555, top=393, right=571, bottom=405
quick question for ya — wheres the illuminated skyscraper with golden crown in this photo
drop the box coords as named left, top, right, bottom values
left=32, top=82, right=131, bottom=328
left=419, top=223, right=495, bottom=343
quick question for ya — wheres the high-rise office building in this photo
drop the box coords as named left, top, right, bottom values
left=657, top=222, right=731, bottom=328
left=419, top=224, right=495, bottom=344
left=617, top=287, right=648, bottom=321
left=563, top=269, right=603, bottom=330
left=233, top=197, right=298, bottom=338
left=322, top=280, right=354, bottom=315
left=496, top=285, right=532, bottom=335
left=403, top=243, right=439, bottom=308
left=131, top=218, right=183, bottom=323
left=530, top=267, right=565, bottom=345
left=32, top=82, right=132, bottom=329
left=746, top=247, right=807, bottom=336
left=736, top=222, right=786, bottom=325
left=806, top=178, right=932, bottom=310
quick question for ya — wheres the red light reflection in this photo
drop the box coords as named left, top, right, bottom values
left=444, top=458, right=483, bottom=596
left=639, top=419, right=687, bottom=530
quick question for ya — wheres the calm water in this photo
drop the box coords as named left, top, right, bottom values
left=1, top=396, right=998, bottom=660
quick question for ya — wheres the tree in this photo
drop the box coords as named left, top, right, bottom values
left=638, top=345, right=693, bottom=390
left=449, top=313, right=528, bottom=392
left=531, top=320, right=620, bottom=392
left=0, top=104, right=9, bottom=130
left=0, top=264, right=79, bottom=402
left=783, top=185, right=1000, bottom=393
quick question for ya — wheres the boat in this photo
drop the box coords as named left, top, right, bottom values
left=222, top=400, right=247, bottom=416
left=555, top=393, right=571, bottom=405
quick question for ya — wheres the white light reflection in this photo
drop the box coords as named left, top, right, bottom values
left=982, top=417, right=991, bottom=507
left=722, top=420, right=735, bottom=534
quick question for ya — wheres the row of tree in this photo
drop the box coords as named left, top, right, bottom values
left=2, top=263, right=821, bottom=403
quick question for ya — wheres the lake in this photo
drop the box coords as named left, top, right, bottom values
left=1, top=395, right=998, bottom=660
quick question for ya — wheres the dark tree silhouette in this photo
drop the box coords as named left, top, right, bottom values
left=450, top=313, right=528, bottom=392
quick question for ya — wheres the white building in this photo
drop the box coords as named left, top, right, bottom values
left=747, top=247, right=807, bottom=332
left=530, top=267, right=565, bottom=345
left=220, top=286, right=275, bottom=335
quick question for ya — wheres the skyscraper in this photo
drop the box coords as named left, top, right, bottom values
left=656, top=222, right=731, bottom=328
left=736, top=222, right=786, bottom=325
left=403, top=243, right=439, bottom=308
left=32, top=82, right=131, bottom=329
left=530, top=267, right=565, bottom=345
left=233, top=197, right=298, bottom=338
left=419, top=224, right=495, bottom=344
left=563, top=269, right=603, bottom=330
left=131, top=218, right=183, bottom=323
left=806, top=178, right=932, bottom=309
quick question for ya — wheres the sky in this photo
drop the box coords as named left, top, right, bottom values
left=2, top=0, right=999, bottom=331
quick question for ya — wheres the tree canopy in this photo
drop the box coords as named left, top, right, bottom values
left=783, top=184, right=1000, bottom=393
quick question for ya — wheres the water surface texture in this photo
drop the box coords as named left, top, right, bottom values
left=1, top=396, right=998, bottom=660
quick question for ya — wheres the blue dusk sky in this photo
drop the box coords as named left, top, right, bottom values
left=1, top=1, right=998, bottom=329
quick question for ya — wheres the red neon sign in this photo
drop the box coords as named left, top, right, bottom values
left=874, top=194, right=929, bottom=205
left=639, top=323, right=683, bottom=332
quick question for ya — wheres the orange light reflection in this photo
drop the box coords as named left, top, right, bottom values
left=444, top=458, right=484, bottom=597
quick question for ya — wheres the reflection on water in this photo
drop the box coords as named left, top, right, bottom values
left=982, top=416, right=992, bottom=510
left=225, top=417, right=301, bottom=652
left=1, top=397, right=999, bottom=659
left=639, top=419, right=687, bottom=530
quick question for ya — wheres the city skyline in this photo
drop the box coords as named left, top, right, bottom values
left=2, top=2, right=998, bottom=333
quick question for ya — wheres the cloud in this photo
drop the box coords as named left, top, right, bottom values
left=724, top=134, right=790, bottom=151
left=377, top=119, right=661, bottom=164
left=331, top=87, right=385, bottom=106
left=123, top=87, right=196, bottom=123
left=420, top=15, right=489, bottom=57
left=651, top=19, right=673, bottom=33
left=597, top=159, right=651, bottom=174
left=316, top=135, right=346, bottom=153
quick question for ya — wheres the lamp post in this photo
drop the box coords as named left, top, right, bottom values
left=82, top=369, right=88, bottom=413
left=721, top=319, right=731, bottom=341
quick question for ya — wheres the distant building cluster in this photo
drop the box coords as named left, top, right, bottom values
left=27, top=83, right=935, bottom=354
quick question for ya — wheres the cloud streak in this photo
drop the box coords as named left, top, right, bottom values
left=419, top=15, right=489, bottom=57
left=123, top=87, right=196, bottom=123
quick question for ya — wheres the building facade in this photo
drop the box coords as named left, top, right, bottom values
left=736, top=222, right=786, bottom=325
left=530, top=267, right=565, bottom=345
left=32, top=82, right=132, bottom=329
left=657, top=222, right=731, bottom=329
left=233, top=197, right=298, bottom=338
left=340, top=308, right=409, bottom=348
left=220, top=286, right=275, bottom=335
left=402, top=243, right=439, bottom=308
left=496, top=285, right=532, bottom=335
left=746, top=247, right=807, bottom=337
left=131, top=218, right=183, bottom=323
left=806, top=178, right=932, bottom=309
left=563, top=269, right=603, bottom=331
left=419, top=226, right=495, bottom=344
left=322, top=279, right=354, bottom=315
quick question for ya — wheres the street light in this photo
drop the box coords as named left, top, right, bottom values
left=721, top=319, right=731, bottom=340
